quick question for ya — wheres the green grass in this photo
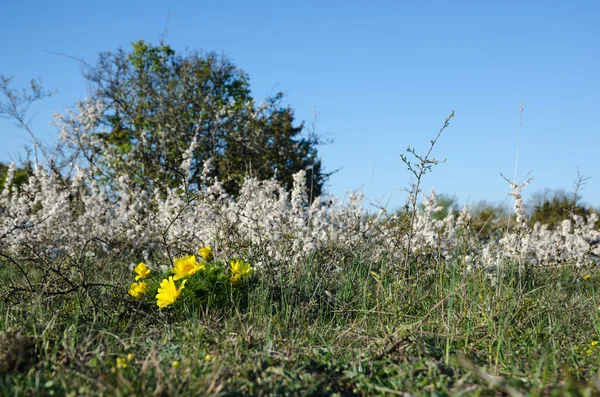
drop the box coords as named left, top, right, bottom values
left=1, top=252, right=600, bottom=396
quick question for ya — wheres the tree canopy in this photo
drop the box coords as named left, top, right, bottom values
left=529, top=190, right=598, bottom=229
left=61, top=40, right=326, bottom=197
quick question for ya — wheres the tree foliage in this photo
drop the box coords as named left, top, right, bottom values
left=529, top=190, right=599, bottom=230
left=422, top=193, right=459, bottom=221
left=470, top=201, right=511, bottom=241
left=62, top=40, right=326, bottom=197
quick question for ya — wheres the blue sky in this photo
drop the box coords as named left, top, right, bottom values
left=1, top=1, right=599, bottom=210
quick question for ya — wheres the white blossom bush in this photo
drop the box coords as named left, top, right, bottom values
left=1, top=149, right=599, bottom=290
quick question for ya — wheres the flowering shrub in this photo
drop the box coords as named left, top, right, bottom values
left=1, top=124, right=599, bottom=297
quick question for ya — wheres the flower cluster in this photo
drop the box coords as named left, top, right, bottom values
left=126, top=247, right=252, bottom=310
left=585, top=340, right=599, bottom=355
left=113, top=353, right=135, bottom=371
left=128, top=262, right=151, bottom=300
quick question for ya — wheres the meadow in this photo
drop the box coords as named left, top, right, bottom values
left=1, top=125, right=600, bottom=396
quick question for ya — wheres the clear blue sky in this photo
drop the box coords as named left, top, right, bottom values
left=1, top=0, right=599, bottom=210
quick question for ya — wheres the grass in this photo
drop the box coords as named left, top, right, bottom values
left=1, top=250, right=600, bottom=396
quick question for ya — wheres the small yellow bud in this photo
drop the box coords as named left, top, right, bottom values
left=199, top=246, right=214, bottom=261
left=204, top=354, right=212, bottom=361
left=116, top=357, right=127, bottom=369
left=172, top=360, right=180, bottom=368
left=127, top=353, right=135, bottom=362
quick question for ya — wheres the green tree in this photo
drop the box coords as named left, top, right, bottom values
left=63, top=40, right=326, bottom=197
left=421, top=193, right=459, bottom=220
left=470, top=201, right=511, bottom=241
left=529, top=189, right=598, bottom=229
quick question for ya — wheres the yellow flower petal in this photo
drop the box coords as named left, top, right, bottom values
left=128, top=281, right=148, bottom=299
left=134, top=262, right=151, bottom=280
left=229, top=259, right=253, bottom=286
left=156, top=277, right=187, bottom=309
left=199, top=246, right=214, bottom=261
left=172, top=255, right=205, bottom=280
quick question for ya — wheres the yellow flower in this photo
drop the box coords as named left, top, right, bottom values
left=172, top=255, right=205, bottom=280
left=156, top=276, right=187, bottom=309
left=172, top=361, right=180, bottom=368
left=229, top=259, right=253, bottom=286
left=199, top=246, right=214, bottom=261
left=585, top=348, right=593, bottom=355
left=116, top=357, right=127, bottom=369
left=583, top=274, right=591, bottom=280
left=128, top=281, right=149, bottom=299
left=204, top=354, right=212, bottom=361
left=127, top=353, right=135, bottom=362
left=134, top=262, right=151, bottom=280
left=591, top=341, right=599, bottom=347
